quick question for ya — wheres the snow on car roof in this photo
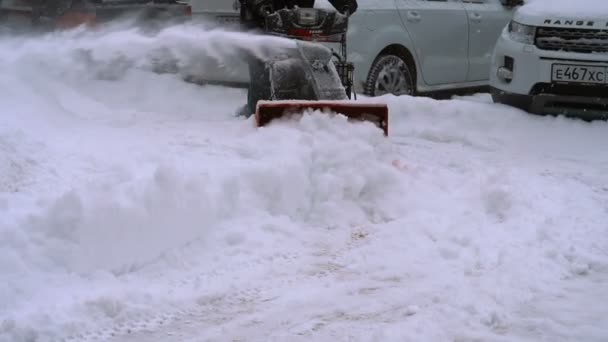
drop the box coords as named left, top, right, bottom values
left=519, top=0, right=608, bottom=18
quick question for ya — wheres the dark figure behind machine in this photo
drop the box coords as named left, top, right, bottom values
left=236, top=0, right=358, bottom=117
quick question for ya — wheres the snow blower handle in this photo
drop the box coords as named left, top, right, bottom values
left=263, top=7, right=349, bottom=43
left=327, top=0, right=358, bottom=16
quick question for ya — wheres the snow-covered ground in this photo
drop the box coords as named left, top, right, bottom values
left=1, top=22, right=608, bottom=342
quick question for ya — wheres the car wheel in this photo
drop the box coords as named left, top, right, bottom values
left=364, top=54, right=414, bottom=97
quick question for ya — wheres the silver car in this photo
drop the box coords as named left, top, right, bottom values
left=188, top=0, right=516, bottom=97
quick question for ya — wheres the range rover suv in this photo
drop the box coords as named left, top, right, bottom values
left=188, top=0, right=517, bottom=98
left=490, top=0, right=608, bottom=119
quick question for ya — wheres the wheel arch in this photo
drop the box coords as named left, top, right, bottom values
left=347, top=26, right=421, bottom=94
left=373, top=44, right=418, bottom=93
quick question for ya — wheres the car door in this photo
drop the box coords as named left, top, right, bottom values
left=462, top=0, right=514, bottom=81
left=395, top=0, right=469, bottom=86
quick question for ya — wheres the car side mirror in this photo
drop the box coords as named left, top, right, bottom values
left=499, top=0, right=524, bottom=7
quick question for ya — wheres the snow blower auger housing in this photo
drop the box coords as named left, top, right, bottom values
left=255, top=7, right=389, bottom=135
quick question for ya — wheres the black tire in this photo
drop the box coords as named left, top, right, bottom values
left=364, top=54, right=414, bottom=97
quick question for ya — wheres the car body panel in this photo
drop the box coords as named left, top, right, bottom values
left=462, top=0, right=514, bottom=81
left=394, top=0, right=469, bottom=86
left=512, top=1, right=608, bottom=28
left=344, top=3, right=417, bottom=93
left=490, top=28, right=608, bottom=96
left=490, top=6, right=608, bottom=116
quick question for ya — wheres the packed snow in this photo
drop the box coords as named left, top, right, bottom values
left=1, top=20, right=608, bottom=342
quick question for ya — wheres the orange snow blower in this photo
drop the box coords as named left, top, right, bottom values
left=254, top=7, right=389, bottom=135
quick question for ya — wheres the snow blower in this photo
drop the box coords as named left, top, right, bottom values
left=255, top=7, right=389, bottom=135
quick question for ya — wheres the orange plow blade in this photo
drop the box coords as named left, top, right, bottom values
left=255, top=100, right=389, bottom=136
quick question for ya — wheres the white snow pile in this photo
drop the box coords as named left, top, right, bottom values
left=1, top=23, right=608, bottom=342
left=519, top=0, right=608, bottom=18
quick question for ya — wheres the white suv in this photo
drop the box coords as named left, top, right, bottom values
left=490, top=0, right=608, bottom=119
left=188, top=0, right=516, bottom=97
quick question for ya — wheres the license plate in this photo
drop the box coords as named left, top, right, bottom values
left=551, top=64, right=608, bottom=84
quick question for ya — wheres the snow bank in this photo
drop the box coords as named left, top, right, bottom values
left=1, top=22, right=608, bottom=342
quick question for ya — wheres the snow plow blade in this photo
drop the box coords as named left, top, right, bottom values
left=255, top=100, right=389, bottom=136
